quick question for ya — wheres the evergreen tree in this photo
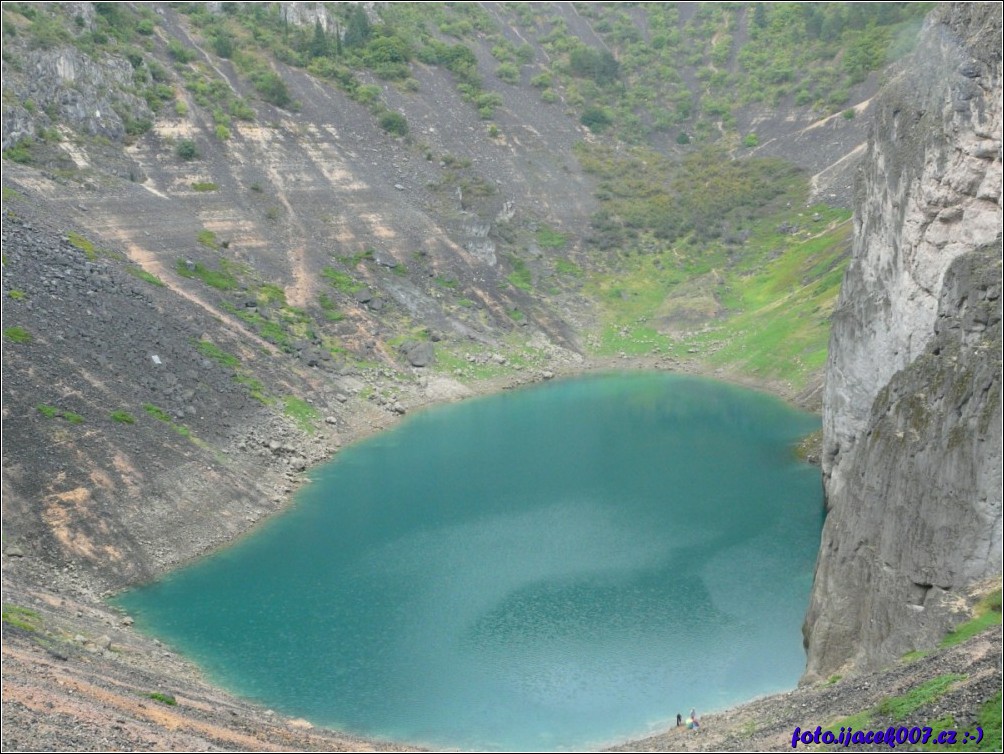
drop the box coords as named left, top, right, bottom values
left=344, top=5, right=371, bottom=48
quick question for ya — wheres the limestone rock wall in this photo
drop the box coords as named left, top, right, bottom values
left=803, top=2, right=1003, bottom=681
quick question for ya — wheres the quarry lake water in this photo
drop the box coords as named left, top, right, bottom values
left=118, top=372, right=823, bottom=751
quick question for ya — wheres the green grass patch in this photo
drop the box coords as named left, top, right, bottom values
left=876, top=674, right=966, bottom=720
left=191, top=181, right=218, bottom=192
left=234, top=373, right=270, bottom=404
left=554, top=259, right=583, bottom=277
left=283, top=395, right=318, bottom=433
left=826, top=674, right=966, bottom=741
left=322, top=267, right=364, bottom=294
left=941, top=589, right=1002, bottom=648
left=1, top=187, right=22, bottom=201
left=901, top=649, right=931, bottom=663
left=318, top=293, right=344, bottom=321
left=37, top=404, right=83, bottom=423
left=8, top=289, right=26, bottom=300
left=976, top=692, right=1003, bottom=752
left=146, top=692, right=177, bottom=706
left=222, top=303, right=295, bottom=350
left=196, top=229, right=220, bottom=249
left=125, top=266, right=164, bottom=286
left=338, top=248, right=375, bottom=267
left=4, top=326, right=32, bottom=343
left=67, top=231, right=99, bottom=260
left=434, top=276, right=459, bottom=289
left=195, top=339, right=240, bottom=368
left=143, top=404, right=171, bottom=422
left=176, top=259, right=238, bottom=290
left=2, top=604, right=41, bottom=632
left=110, top=410, right=135, bottom=424
left=256, top=283, right=287, bottom=306
left=536, top=226, right=567, bottom=249
left=507, top=257, right=533, bottom=291
left=584, top=203, right=852, bottom=389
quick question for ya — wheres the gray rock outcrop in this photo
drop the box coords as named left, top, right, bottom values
left=803, top=3, right=1003, bottom=682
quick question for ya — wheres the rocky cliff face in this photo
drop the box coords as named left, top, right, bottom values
left=803, top=3, right=1003, bottom=682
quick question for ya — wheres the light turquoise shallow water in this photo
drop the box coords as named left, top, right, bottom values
left=117, top=372, right=823, bottom=751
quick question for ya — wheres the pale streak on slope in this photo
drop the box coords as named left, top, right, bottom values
left=810, top=142, right=868, bottom=196
left=103, top=228, right=280, bottom=355
left=262, top=162, right=314, bottom=309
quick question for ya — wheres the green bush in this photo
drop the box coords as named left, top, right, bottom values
left=569, top=47, right=619, bottom=84
left=176, top=140, right=199, bottom=160
left=580, top=106, right=613, bottom=132
left=167, top=39, right=195, bottom=63
left=496, top=61, right=519, bottom=84
left=378, top=110, right=409, bottom=136
left=254, top=71, right=291, bottom=108
left=110, top=410, right=135, bottom=424
left=3, top=139, right=33, bottom=164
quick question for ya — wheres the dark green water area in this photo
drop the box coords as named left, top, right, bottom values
left=117, top=372, right=823, bottom=751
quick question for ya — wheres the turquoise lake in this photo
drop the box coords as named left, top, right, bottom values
left=117, top=372, right=824, bottom=751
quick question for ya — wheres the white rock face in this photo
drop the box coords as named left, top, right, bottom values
left=803, top=3, right=1003, bottom=681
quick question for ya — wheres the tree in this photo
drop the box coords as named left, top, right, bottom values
left=343, top=5, right=371, bottom=48
left=309, top=20, right=327, bottom=59
left=569, top=48, right=620, bottom=85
